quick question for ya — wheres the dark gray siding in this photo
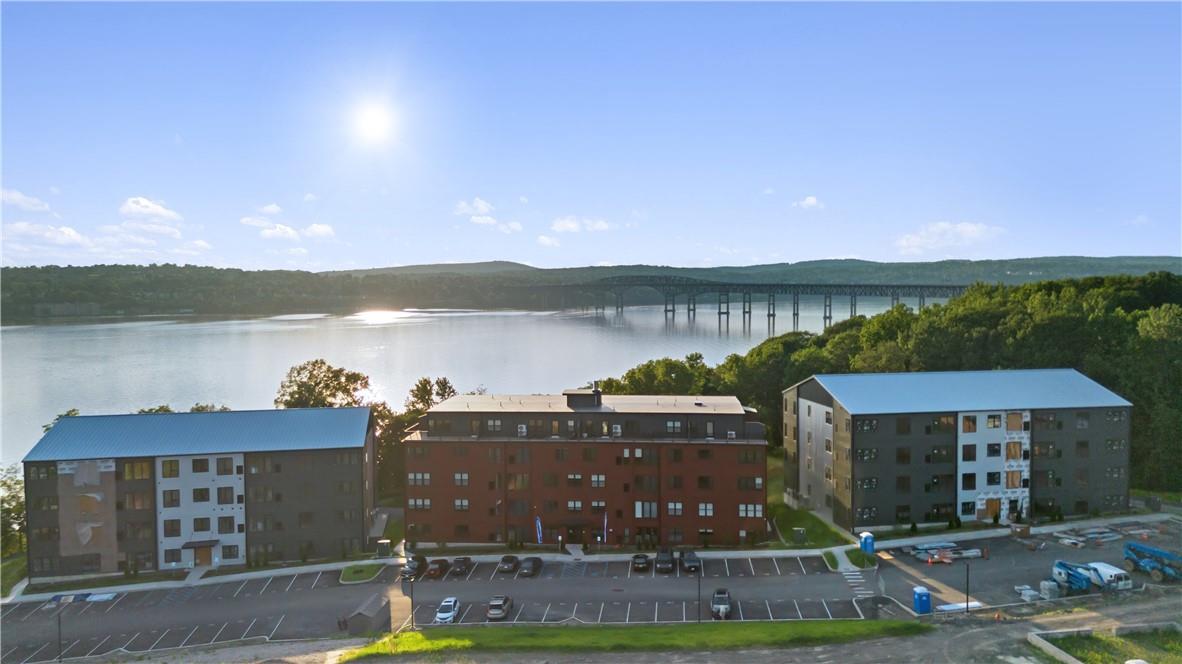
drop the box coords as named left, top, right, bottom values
left=115, top=458, right=156, bottom=572
left=849, top=412, right=957, bottom=530
left=24, top=462, right=61, bottom=577
left=782, top=387, right=799, bottom=496
left=1029, top=407, right=1131, bottom=516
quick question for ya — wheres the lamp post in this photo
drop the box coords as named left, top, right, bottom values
left=402, top=576, right=416, bottom=630
left=558, top=534, right=563, bottom=553
left=696, top=569, right=702, bottom=623
left=57, top=605, right=63, bottom=662
left=965, top=561, right=970, bottom=614
left=596, top=535, right=601, bottom=554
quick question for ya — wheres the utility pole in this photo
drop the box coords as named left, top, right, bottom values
left=696, top=570, right=702, bottom=623
left=965, top=562, right=970, bottom=614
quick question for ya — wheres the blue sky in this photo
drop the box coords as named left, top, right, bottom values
left=2, top=2, right=1179, bottom=270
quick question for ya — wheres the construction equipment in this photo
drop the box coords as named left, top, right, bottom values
left=1123, top=541, right=1182, bottom=583
left=1051, top=560, right=1094, bottom=594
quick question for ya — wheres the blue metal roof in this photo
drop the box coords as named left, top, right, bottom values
left=23, top=407, right=371, bottom=462
left=807, top=369, right=1131, bottom=415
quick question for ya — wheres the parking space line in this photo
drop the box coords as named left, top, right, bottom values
left=598, top=602, right=605, bottom=623
left=20, top=643, right=48, bottom=664
left=312, top=571, right=323, bottom=588
left=21, top=601, right=50, bottom=621
left=748, top=558, right=756, bottom=576
left=512, top=604, right=524, bottom=623
left=766, top=599, right=772, bottom=619
left=465, top=564, right=477, bottom=581
left=514, top=567, right=522, bottom=580
left=682, top=601, right=686, bottom=622
left=627, top=563, right=631, bottom=579
left=132, top=591, right=156, bottom=609
left=853, top=598, right=865, bottom=619
left=737, top=601, right=744, bottom=621
left=541, top=603, right=551, bottom=622
left=233, top=580, right=248, bottom=597
left=793, top=599, right=802, bottom=619
left=772, top=558, right=781, bottom=575
left=60, top=640, right=80, bottom=658
left=105, top=593, right=127, bottom=613
left=121, top=633, right=139, bottom=652
left=650, top=564, right=655, bottom=579
left=488, top=566, right=497, bottom=581
left=459, top=605, right=472, bottom=623
left=625, top=602, right=631, bottom=622
left=724, top=559, right=730, bottom=576
left=654, top=603, right=658, bottom=621
left=85, top=635, right=112, bottom=657
left=822, top=599, right=832, bottom=619
left=571, top=603, right=579, bottom=620
left=268, top=614, right=286, bottom=640
left=284, top=575, right=298, bottom=592
left=260, top=576, right=275, bottom=594
left=242, top=618, right=257, bottom=640
left=77, top=599, right=94, bottom=615
left=2, top=645, right=18, bottom=659
left=1, top=604, right=21, bottom=618
left=149, top=629, right=171, bottom=651
left=798, top=557, right=807, bottom=575
left=179, top=625, right=200, bottom=647
left=211, top=622, right=229, bottom=643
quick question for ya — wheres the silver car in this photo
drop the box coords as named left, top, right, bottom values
left=434, top=596, right=460, bottom=624
left=486, top=594, right=513, bottom=621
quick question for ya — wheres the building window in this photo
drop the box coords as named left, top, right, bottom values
left=633, top=501, right=656, bottom=518
left=192, top=487, right=209, bottom=503
left=487, top=418, right=503, bottom=433
left=408, top=498, right=431, bottom=510
left=555, top=447, right=568, bottom=461
left=508, top=473, right=529, bottom=490
left=1105, top=466, right=1127, bottom=480
left=591, top=474, right=606, bottom=488
left=856, top=477, right=878, bottom=490
left=824, top=467, right=833, bottom=482
left=451, top=498, right=469, bottom=512
left=1076, top=440, right=1089, bottom=458
left=855, top=507, right=878, bottom=521
left=161, top=460, right=180, bottom=478
left=738, top=448, right=761, bottom=464
left=454, top=472, right=469, bottom=487
left=1006, top=471, right=1023, bottom=489
left=222, top=545, right=239, bottom=560
left=1075, top=412, right=1090, bottom=429
left=568, top=500, right=584, bottom=513
left=986, top=471, right=1000, bottom=486
left=669, top=448, right=683, bottom=463
left=896, top=447, right=910, bottom=464
left=218, top=516, right=235, bottom=534
left=987, top=443, right=1001, bottom=457
left=962, top=445, right=976, bottom=462
left=855, top=418, right=879, bottom=433
left=452, top=446, right=469, bottom=457
left=962, top=415, right=977, bottom=433
left=697, top=476, right=713, bottom=490
left=591, top=500, right=606, bottom=513
left=738, top=477, right=763, bottom=490
left=543, top=473, right=557, bottom=487
left=1105, top=410, right=1128, bottom=422
left=961, top=501, right=975, bottom=516
left=895, top=505, right=911, bottom=524
left=738, top=504, right=763, bottom=518
left=962, top=473, right=976, bottom=491
left=193, top=517, right=210, bottom=532
left=1105, top=438, right=1128, bottom=451
left=122, top=461, right=149, bottom=480
left=217, top=486, right=234, bottom=504
left=33, top=496, right=59, bottom=511
left=665, top=420, right=682, bottom=434
left=667, top=501, right=684, bottom=516
left=895, top=417, right=911, bottom=435
left=896, top=475, right=910, bottom=493
left=567, top=473, right=583, bottom=487
left=1006, top=441, right=1022, bottom=460
left=407, top=472, right=430, bottom=487
left=824, top=438, right=832, bottom=453
left=164, top=549, right=182, bottom=564
left=192, top=458, right=209, bottom=473
left=669, top=475, right=683, bottom=489
left=824, top=411, right=833, bottom=425
left=217, top=457, right=234, bottom=475
left=698, top=502, right=714, bottom=517
left=162, top=489, right=180, bottom=508
left=1075, top=468, right=1089, bottom=488
left=583, top=447, right=598, bottom=461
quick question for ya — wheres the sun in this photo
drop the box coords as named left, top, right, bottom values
left=351, top=101, right=395, bottom=145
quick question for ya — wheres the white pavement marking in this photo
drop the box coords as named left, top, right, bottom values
left=233, top=580, right=248, bottom=598
left=512, top=604, right=524, bottom=623
left=312, top=571, right=323, bottom=589
left=794, top=600, right=802, bottom=620
left=626, top=563, right=631, bottom=579
left=724, top=559, right=730, bottom=576
left=682, top=601, right=687, bottom=622
left=268, top=614, right=285, bottom=640
left=21, top=601, right=50, bottom=621
left=1, top=604, right=19, bottom=618
left=149, top=629, right=171, bottom=651
left=598, top=602, right=605, bottom=623
left=571, top=604, right=579, bottom=620
left=737, top=601, right=745, bottom=621
left=772, top=558, right=782, bottom=575
left=86, top=634, right=112, bottom=657
left=259, top=576, right=274, bottom=594
left=766, top=599, right=773, bottom=619
left=105, top=593, right=128, bottom=613
left=465, top=564, right=477, bottom=581
left=211, top=622, right=229, bottom=644
left=853, top=598, right=865, bottom=619
left=541, top=603, right=552, bottom=622
left=242, top=618, right=257, bottom=640
left=798, top=557, right=807, bottom=575
left=180, top=625, right=200, bottom=647
left=625, top=602, right=631, bottom=623
left=488, top=565, right=497, bottom=581
left=20, top=643, right=48, bottom=664
left=654, top=603, right=658, bottom=622
left=77, top=600, right=94, bottom=615
left=676, top=565, right=680, bottom=578
left=60, top=640, right=80, bottom=656
left=120, top=633, right=139, bottom=652
left=748, top=558, right=756, bottom=576
left=284, top=575, right=298, bottom=592
left=459, top=605, right=472, bottom=623
left=2, top=646, right=18, bottom=659
left=822, top=599, right=833, bottom=619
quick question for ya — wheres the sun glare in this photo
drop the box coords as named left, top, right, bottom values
left=352, top=101, right=395, bottom=145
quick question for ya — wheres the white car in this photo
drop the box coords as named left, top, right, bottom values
left=434, top=597, right=460, bottom=624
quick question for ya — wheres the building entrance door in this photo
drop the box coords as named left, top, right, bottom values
left=195, top=546, right=212, bottom=566
left=985, top=499, right=1001, bottom=520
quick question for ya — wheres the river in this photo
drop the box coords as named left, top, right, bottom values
left=1, top=298, right=900, bottom=464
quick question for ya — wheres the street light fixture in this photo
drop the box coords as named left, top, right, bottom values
left=558, top=534, right=563, bottom=553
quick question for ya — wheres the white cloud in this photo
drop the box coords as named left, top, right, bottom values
left=2, top=189, right=52, bottom=213
left=120, top=221, right=183, bottom=239
left=763, top=187, right=776, bottom=196
left=188, top=239, right=212, bottom=251
left=3, top=222, right=89, bottom=246
left=287, top=247, right=309, bottom=256
left=119, top=196, right=182, bottom=221
left=48, top=186, right=62, bottom=196
left=537, top=235, right=561, bottom=247
left=259, top=203, right=283, bottom=215
left=895, top=221, right=1006, bottom=256
left=469, top=215, right=498, bottom=226
left=303, top=193, right=319, bottom=203
left=551, top=216, right=614, bottom=233
left=454, top=197, right=494, bottom=216
left=302, top=223, right=335, bottom=238
left=240, top=216, right=272, bottom=228
left=791, top=195, right=824, bottom=210
left=260, top=223, right=300, bottom=240
left=519, top=196, right=529, bottom=205
left=1123, top=214, right=1151, bottom=227
left=499, top=221, right=523, bottom=234
left=467, top=215, right=520, bottom=234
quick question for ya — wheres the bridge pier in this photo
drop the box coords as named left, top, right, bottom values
left=718, top=292, right=729, bottom=317
left=850, top=294, right=857, bottom=318
left=767, top=293, right=776, bottom=318
left=918, top=294, right=926, bottom=310
left=890, top=292, right=899, bottom=308
left=792, top=294, right=800, bottom=332
left=688, top=294, right=696, bottom=317
left=664, top=293, right=676, bottom=316
left=615, top=291, right=624, bottom=314
left=594, top=295, right=605, bottom=315
left=742, top=292, right=752, bottom=319
left=823, top=294, right=832, bottom=329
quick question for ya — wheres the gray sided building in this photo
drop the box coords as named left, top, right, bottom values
left=22, top=408, right=375, bottom=582
left=781, top=369, right=1131, bottom=533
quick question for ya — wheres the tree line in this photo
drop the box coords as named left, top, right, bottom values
left=598, top=272, right=1182, bottom=492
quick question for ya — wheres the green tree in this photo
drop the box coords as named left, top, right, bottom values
left=42, top=408, right=79, bottom=433
left=275, top=359, right=371, bottom=408
left=1, top=464, right=26, bottom=556
left=136, top=405, right=174, bottom=413
left=189, top=403, right=231, bottom=412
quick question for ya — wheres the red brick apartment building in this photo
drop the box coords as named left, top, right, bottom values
left=403, top=388, right=768, bottom=547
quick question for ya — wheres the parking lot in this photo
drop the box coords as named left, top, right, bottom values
left=0, top=566, right=399, bottom=664
left=878, top=518, right=1181, bottom=611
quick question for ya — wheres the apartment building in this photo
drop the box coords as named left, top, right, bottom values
left=403, top=388, right=768, bottom=547
left=23, top=407, right=375, bottom=581
left=782, top=369, right=1132, bottom=533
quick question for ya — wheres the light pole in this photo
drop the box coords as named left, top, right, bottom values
left=403, top=576, right=416, bottom=630
left=57, top=606, right=63, bottom=662
left=558, top=534, right=563, bottom=553
left=964, top=561, right=970, bottom=614
left=696, top=569, right=702, bottom=623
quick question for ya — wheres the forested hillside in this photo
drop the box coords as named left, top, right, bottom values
left=598, top=272, right=1182, bottom=492
left=2, top=256, right=1178, bottom=322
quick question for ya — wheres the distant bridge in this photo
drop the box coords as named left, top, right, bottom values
left=523, top=276, right=969, bottom=329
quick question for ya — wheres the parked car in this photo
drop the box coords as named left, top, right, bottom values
left=498, top=555, right=521, bottom=573
left=711, top=588, right=733, bottom=620
left=520, top=556, right=542, bottom=577
left=434, top=596, right=461, bottom=624
left=486, top=594, right=513, bottom=621
left=655, top=548, right=675, bottom=573
left=631, top=553, right=651, bottom=572
left=450, top=556, right=473, bottom=577
left=426, top=558, right=451, bottom=578
left=400, top=554, right=427, bottom=579
left=678, top=550, right=701, bottom=573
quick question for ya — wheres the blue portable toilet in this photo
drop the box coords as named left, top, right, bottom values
left=859, top=531, right=875, bottom=555
left=913, top=586, right=931, bottom=614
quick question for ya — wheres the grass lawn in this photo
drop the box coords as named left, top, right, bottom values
left=822, top=551, right=837, bottom=569
left=340, top=563, right=386, bottom=584
left=383, top=515, right=404, bottom=543
left=2, top=555, right=27, bottom=597
left=1132, top=488, right=1182, bottom=504
left=844, top=547, right=877, bottom=569
left=766, top=453, right=851, bottom=549
left=342, top=620, right=930, bottom=660
left=27, top=570, right=186, bottom=594
left=1050, top=630, right=1182, bottom=664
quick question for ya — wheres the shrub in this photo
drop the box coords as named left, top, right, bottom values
left=909, top=522, right=918, bottom=534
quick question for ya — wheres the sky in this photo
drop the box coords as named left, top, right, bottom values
left=2, top=2, right=1179, bottom=271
